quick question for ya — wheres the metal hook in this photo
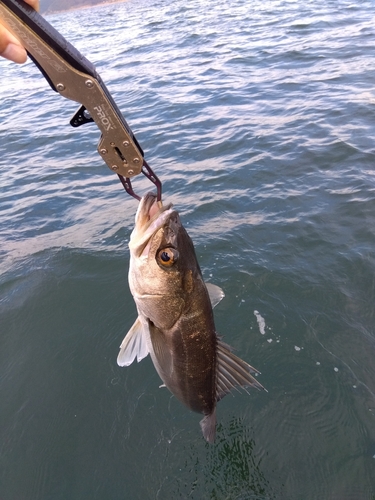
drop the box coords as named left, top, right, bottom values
left=118, top=159, right=162, bottom=202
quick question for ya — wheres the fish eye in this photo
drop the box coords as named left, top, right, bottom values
left=157, top=247, right=178, bottom=267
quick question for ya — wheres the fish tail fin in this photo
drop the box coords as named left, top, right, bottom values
left=216, top=339, right=266, bottom=400
left=200, top=409, right=216, bottom=443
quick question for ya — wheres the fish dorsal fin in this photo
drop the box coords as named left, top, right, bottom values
left=117, top=317, right=149, bottom=367
left=216, top=340, right=266, bottom=401
left=205, top=282, right=225, bottom=308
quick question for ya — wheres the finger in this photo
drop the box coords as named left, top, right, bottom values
left=25, top=0, right=40, bottom=11
left=0, top=0, right=39, bottom=64
left=0, top=23, right=27, bottom=63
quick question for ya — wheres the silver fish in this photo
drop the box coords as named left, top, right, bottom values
left=117, top=193, right=265, bottom=442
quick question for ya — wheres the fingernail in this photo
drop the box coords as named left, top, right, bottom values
left=1, top=43, right=27, bottom=64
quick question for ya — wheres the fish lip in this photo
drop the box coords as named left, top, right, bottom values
left=140, top=192, right=158, bottom=217
left=130, top=192, right=174, bottom=257
left=138, top=192, right=172, bottom=224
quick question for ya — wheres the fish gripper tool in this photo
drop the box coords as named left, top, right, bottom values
left=0, top=0, right=162, bottom=202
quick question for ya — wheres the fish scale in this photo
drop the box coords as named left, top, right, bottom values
left=117, top=192, right=265, bottom=442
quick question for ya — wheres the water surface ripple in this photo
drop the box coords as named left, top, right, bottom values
left=1, top=0, right=375, bottom=498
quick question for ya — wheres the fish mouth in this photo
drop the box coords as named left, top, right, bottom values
left=137, top=192, right=172, bottom=226
left=145, top=193, right=162, bottom=219
left=130, top=192, right=174, bottom=256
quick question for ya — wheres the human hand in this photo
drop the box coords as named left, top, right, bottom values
left=0, top=0, right=40, bottom=63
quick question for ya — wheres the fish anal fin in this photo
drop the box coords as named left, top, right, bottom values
left=117, top=317, right=149, bottom=367
left=200, top=409, right=216, bottom=443
left=216, top=339, right=266, bottom=401
left=205, top=282, right=225, bottom=308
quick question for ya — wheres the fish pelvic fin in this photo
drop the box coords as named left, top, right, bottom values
left=117, top=317, right=149, bottom=367
left=216, top=339, right=266, bottom=400
left=200, top=409, right=216, bottom=443
left=205, top=282, right=225, bottom=308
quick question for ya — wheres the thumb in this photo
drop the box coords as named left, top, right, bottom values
left=0, top=23, right=27, bottom=63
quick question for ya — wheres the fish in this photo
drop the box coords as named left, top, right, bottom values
left=117, top=192, right=265, bottom=442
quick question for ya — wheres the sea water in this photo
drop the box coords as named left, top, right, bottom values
left=1, top=0, right=375, bottom=498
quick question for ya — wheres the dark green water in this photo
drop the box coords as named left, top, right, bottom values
left=1, top=0, right=375, bottom=498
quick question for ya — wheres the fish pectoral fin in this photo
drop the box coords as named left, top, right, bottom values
left=148, top=320, right=174, bottom=378
left=205, top=282, right=225, bottom=308
left=117, top=317, right=149, bottom=367
left=200, top=409, right=216, bottom=443
left=216, top=339, right=266, bottom=400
